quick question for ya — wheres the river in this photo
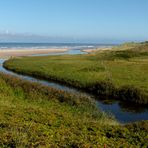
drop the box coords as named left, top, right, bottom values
left=0, top=48, right=148, bottom=123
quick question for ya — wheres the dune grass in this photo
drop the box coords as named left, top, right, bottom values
left=4, top=43, right=148, bottom=105
left=0, top=73, right=148, bottom=147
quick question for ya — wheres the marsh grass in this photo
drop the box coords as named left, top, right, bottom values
left=4, top=43, right=148, bottom=105
left=0, top=73, right=148, bottom=147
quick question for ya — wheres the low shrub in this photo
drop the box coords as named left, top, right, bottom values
left=85, top=80, right=116, bottom=97
left=118, top=85, right=148, bottom=105
left=0, top=73, right=94, bottom=108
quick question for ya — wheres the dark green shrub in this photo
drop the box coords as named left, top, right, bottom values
left=85, top=80, right=116, bottom=97
left=118, top=86, right=148, bottom=105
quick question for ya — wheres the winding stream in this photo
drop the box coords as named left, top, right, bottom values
left=0, top=48, right=148, bottom=123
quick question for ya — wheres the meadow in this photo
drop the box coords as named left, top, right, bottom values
left=4, top=42, right=148, bottom=105
left=0, top=73, right=148, bottom=147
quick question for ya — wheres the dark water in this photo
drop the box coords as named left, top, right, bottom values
left=0, top=46, right=147, bottom=123
left=96, top=99, right=148, bottom=123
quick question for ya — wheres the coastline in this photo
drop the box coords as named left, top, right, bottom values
left=82, top=47, right=112, bottom=53
left=0, top=48, right=69, bottom=58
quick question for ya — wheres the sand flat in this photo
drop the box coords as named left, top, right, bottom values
left=82, top=47, right=112, bottom=53
left=0, top=48, right=69, bottom=58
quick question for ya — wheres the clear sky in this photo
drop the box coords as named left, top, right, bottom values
left=0, top=0, right=148, bottom=43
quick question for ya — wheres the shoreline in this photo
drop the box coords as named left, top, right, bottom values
left=0, top=47, right=113, bottom=58
left=0, top=48, right=69, bottom=58
left=82, top=47, right=112, bottom=53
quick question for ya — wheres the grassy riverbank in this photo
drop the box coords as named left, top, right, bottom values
left=0, top=73, right=148, bottom=147
left=4, top=42, right=148, bottom=105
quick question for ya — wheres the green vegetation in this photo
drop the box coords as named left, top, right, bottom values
left=0, top=73, right=148, bottom=147
left=4, top=43, right=148, bottom=105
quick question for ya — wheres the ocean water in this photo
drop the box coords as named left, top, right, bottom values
left=0, top=43, right=115, bottom=50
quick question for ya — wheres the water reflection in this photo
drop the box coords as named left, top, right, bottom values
left=118, top=101, right=147, bottom=113
left=96, top=97, right=148, bottom=123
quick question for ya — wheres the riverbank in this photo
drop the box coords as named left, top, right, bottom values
left=0, top=48, right=69, bottom=58
left=0, top=72, right=147, bottom=147
left=4, top=42, right=148, bottom=105
left=1, top=42, right=148, bottom=147
left=1, top=57, right=148, bottom=123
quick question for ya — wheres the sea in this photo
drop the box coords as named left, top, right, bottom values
left=0, top=43, right=116, bottom=50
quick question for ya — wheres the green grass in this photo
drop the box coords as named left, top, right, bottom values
left=0, top=73, right=148, bottom=147
left=4, top=43, right=148, bottom=105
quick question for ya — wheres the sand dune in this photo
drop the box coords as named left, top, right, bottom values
left=82, top=47, right=112, bottom=53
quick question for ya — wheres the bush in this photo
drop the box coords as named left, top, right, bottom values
left=118, top=86, right=148, bottom=105
left=85, top=80, right=116, bottom=97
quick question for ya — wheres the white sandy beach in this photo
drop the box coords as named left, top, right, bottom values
left=0, top=48, right=69, bottom=58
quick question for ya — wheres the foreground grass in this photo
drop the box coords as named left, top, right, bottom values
left=4, top=42, right=148, bottom=105
left=0, top=73, right=148, bottom=147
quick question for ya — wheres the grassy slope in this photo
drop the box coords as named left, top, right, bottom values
left=4, top=43, right=148, bottom=104
left=0, top=73, right=148, bottom=147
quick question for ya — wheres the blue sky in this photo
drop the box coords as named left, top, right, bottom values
left=0, top=0, right=148, bottom=43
